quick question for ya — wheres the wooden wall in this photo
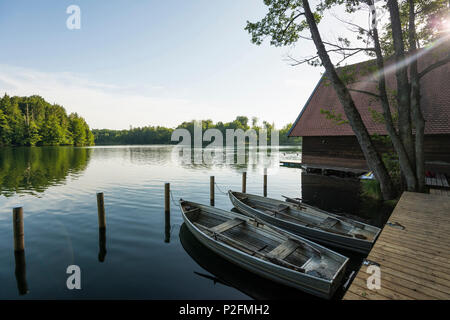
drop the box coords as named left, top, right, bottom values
left=302, top=135, right=450, bottom=172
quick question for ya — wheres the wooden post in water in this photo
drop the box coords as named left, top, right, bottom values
left=242, top=172, right=247, bottom=193
left=164, top=183, right=171, bottom=243
left=210, top=176, right=215, bottom=206
left=263, top=168, right=267, bottom=197
left=165, top=183, right=170, bottom=214
left=13, top=207, right=25, bottom=252
left=97, top=193, right=106, bottom=229
left=165, top=208, right=171, bottom=243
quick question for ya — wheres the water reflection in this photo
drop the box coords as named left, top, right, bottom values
left=100, top=145, right=298, bottom=173
left=172, top=146, right=281, bottom=172
left=98, top=228, right=107, bottom=262
left=0, top=147, right=92, bottom=197
left=164, top=210, right=171, bottom=243
left=301, top=173, right=392, bottom=227
left=14, top=251, right=28, bottom=295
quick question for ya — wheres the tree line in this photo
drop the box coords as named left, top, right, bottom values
left=92, top=116, right=301, bottom=145
left=0, top=94, right=94, bottom=147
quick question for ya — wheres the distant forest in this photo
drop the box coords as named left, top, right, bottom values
left=0, top=94, right=301, bottom=147
left=93, top=116, right=302, bottom=146
left=0, top=94, right=94, bottom=147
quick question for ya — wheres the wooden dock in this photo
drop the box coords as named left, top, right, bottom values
left=430, top=188, right=450, bottom=197
left=343, top=191, right=450, bottom=300
left=279, top=161, right=368, bottom=175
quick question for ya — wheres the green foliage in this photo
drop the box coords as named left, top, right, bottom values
left=319, top=108, right=349, bottom=125
left=0, top=94, right=94, bottom=147
left=279, top=123, right=302, bottom=145
left=371, top=133, right=391, bottom=146
left=93, top=126, right=175, bottom=145
left=0, top=109, right=12, bottom=145
left=92, top=117, right=302, bottom=146
left=246, top=0, right=448, bottom=67
left=371, top=133, right=402, bottom=191
left=382, top=151, right=402, bottom=190
left=361, top=179, right=383, bottom=201
left=380, top=0, right=449, bottom=56
left=245, top=0, right=313, bottom=47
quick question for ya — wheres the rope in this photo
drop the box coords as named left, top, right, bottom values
left=214, top=182, right=228, bottom=195
left=169, top=190, right=180, bottom=206
left=170, top=223, right=181, bottom=235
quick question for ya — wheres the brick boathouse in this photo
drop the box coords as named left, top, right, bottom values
left=288, top=48, right=450, bottom=176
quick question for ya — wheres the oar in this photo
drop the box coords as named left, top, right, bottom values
left=194, top=271, right=231, bottom=287
left=282, top=195, right=303, bottom=205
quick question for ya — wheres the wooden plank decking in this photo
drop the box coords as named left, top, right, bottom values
left=430, top=188, right=450, bottom=197
left=343, top=191, right=450, bottom=300
left=279, top=161, right=368, bottom=175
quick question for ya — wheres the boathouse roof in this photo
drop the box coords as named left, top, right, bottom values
left=288, top=45, right=450, bottom=137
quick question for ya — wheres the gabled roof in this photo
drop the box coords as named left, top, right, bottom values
left=289, top=45, right=450, bottom=137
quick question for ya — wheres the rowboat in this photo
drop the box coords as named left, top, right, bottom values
left=228, top=191, right=381, bottom=254
left=179, top=199, right=349, bottom=299
left=179, top=223, right=313, bottom=300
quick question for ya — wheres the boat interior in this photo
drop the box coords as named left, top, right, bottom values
left=232, top=192, right=376, bottom=241
left=181, top=201, right=344, bottom=280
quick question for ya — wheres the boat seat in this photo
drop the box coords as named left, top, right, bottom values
left=238, top=196, right=249, bottom=202
left=211, top=218, right=245, bottom=234
left=184, top=208, right=201, bottom=220
left=184, top=207, right=200, bottom=215
left=320, top=217, right=340, bottom=230
left=264, top=205, right=289, bottom=217
left=275, top=204, right=290, bottom=213
left=267, top=240, right=299, bottom=260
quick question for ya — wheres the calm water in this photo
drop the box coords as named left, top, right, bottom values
left=0, top=146, right=391, bottom=299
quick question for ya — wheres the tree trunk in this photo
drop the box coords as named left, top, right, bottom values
left=302, top=0, right=396, bottom=200
left=387, top=0, right=415, bottom=175
left=371, top=26, right=418, bottom=191
left=408, top=0, right=426, bottom=192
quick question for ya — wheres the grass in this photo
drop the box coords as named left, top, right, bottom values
left=361, top=179, right=383, bottom=201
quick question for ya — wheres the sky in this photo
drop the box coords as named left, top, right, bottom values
left=0, top=0, right=372, bottom=130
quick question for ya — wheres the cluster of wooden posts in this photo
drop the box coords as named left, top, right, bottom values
left=10, top=170, right=268, bottom=295
left=164, top=169, right=268, bottom=213
left=10, top=193, right=108, bottom=295
left=12, top=193, right=107, bottom=253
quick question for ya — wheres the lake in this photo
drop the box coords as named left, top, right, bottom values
left=0, top=145, right=392, bottom=299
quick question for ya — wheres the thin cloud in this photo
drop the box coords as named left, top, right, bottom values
left=0, top=65, right=193, bottom=129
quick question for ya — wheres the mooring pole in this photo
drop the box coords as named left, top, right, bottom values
left=165, top=183, right=170, bottom=214
left=164, top=182, right=171, bottom=243
left=13, top=207, right=25, bottom=252
left=242, top=172, right=247, bottom=193
left=97, top=192, right=106, bottom=229
left=210, top=176, right=215, bottom=206
left=165, top=208, right=171, bottom=243
left=96, top=193, right=107, bottom=262
left=263, top=168, right=267, bottom=197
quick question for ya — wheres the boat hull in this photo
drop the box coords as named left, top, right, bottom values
left=229, top=191, right=378, bottom=254
left=180, top=202, right=348, bottom=299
